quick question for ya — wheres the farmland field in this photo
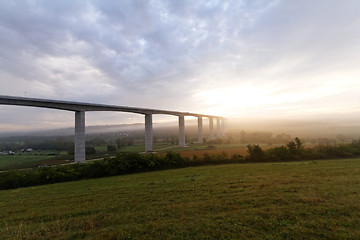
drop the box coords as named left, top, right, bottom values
left=0, top=143, right=275, bottom=171
left=0, top=151, right=67, bottom=171
left=0, top=158, right=359, bottom=239
left=156, top=143, right=278, bottom=158
left=117, top=143, right=175, bottom=153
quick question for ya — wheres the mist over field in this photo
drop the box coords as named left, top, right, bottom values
left=1, top=117, right=359, bottom=144
left=228, top=118, right=360, bottom=139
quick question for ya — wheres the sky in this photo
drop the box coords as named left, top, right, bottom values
left=0, top=0, right=360, bottom=132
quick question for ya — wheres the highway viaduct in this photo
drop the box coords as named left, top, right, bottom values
left=0, top=95, right=226, bottom=163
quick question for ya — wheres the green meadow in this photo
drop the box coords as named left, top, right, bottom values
left=1, top=158, right=360, bottom=239
left=0, top=152, right=62, bottom=171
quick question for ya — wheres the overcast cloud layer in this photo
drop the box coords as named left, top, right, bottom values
left=1, top=0, right=360, bottom=131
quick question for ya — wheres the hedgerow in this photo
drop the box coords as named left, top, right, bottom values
left=246, top=138, right=360, bottom=162
left=1, top=138, right=360, bottom=190
left=0, top=152, right=242, bottom=190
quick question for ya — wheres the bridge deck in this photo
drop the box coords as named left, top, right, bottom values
left=0, top=95, right=222, bottom=118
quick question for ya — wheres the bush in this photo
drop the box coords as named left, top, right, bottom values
left=246, top=144, right=265, bottom=162
left=107, top=145, right=117, bottom=152
left=0, top=151, right=234, bottom=190
left=266, top=146, right=292, bottom=162
left=86, top=146, right=96, bottom=155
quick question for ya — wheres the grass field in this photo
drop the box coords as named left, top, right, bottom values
left=156, top=143, right=278, bottom=159
left=1, top=158, right=359, bottom=239
left=117, top=143, right=269, bottom=154
left=0, top=143, right=270, bottom=171
left=118, top=143, right=175, bottom=153
left=0, top=151, right=64, bottom=171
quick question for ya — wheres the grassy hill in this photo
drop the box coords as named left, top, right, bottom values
left=1, top=159, right=360, bottom=239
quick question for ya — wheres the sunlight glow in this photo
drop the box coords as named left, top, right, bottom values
left=195, top=83, right=272, bottom=108
left=195, top=78, right=360, bottom=117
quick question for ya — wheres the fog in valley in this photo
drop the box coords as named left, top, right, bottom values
left=1, top=116, right=359, bottom=146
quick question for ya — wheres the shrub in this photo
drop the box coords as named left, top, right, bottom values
left=266, top=146, right=292, bottom=162
left=246, top=144, right=265, bottom=162
left=86, top=146, right=96, bottom=155
left=107, top=145, right=117, bottom=152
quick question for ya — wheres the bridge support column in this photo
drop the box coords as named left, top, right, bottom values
left=179, top=115, right=186, bottom=147
left=209, top=118, right=214, bottom=140
left=216, top=118, right=221, bottom=138
left=145, top=114, right=153, bottom=152
left=218, top=118, right=223, bottom=137
left=221, top=118, right=226, bottom=136
left=75, top=111, right=85, bottom=163
left=198, top=116, right=203, bottom=143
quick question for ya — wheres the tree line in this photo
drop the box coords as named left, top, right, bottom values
left=246, top=137, right=360, bottom=162
left=1, top=138, right=360, bottom=190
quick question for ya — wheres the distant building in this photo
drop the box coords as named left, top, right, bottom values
left=26, top=148, right=33, bottom=152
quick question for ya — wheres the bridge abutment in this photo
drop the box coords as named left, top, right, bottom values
left=75, top=111, right=85, bottom=163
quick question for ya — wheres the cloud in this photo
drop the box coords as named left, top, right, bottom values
left=0, top=0, right=360, bottom=131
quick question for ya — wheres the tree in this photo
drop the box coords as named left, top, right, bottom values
left=116, top=136, right=134, bottom=148
left=286, top=137, right=304, bottom=155
left=107, top=145, right=116, bottom=152
left=86, top=146, right=96, bottom=155
left=247, top=144, right=264, bottom=161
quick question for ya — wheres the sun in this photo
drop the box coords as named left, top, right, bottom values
left=195, top=83, right=272, bottom=116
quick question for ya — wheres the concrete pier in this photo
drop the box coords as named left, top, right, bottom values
left=216, top=118, right=221, bottom=137
left=209, top=118, right=214, bottom=140
left=221, top=118, right=226, bottom=136
left=220, top=118, right=225, bottom=137
left=178, top=115, right=186, bottom=147
left=218, top=118, right=223, bottom=137
left=198, top=116, right=203, bottom=143
left=145, top=114, right=153, bottom=152
left=75, top=111, right=85, bottom=163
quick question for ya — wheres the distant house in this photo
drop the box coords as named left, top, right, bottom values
left=26, top=148, right=33, bottom=152
left=8, top=151, right=15, bottom=155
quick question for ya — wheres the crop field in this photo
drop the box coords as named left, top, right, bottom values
left=118, top=143, right=267, bottom=154
left=0, top=151, right=65, bottom=171
left=0, top=143, right=273, bottom=171
left=1, top=158, right=359, bottom=239
left=118, top=143, right=174, bottom=153
left=156, top=143, right=278, bottom=158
